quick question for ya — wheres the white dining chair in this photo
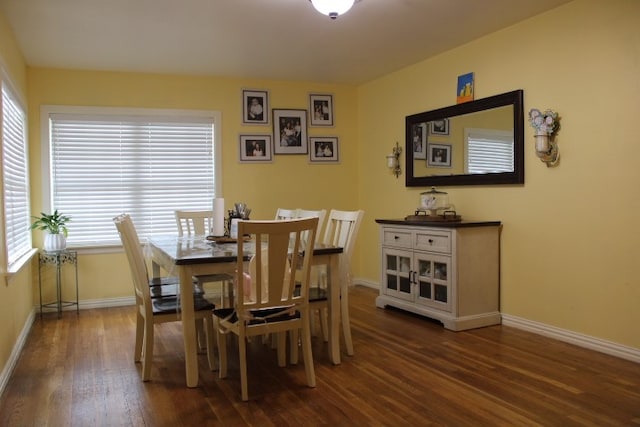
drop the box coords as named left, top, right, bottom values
left=175, top=209, right=213, bottom=236
left=213, top=218, right=318, bottom=401
left=113, top=214, right=216, bottom=380
left=289, top=209, right=364, bottom=364
left=274, top=208, right=297, bottom=221
left=174, top=210, right=234, bottom=307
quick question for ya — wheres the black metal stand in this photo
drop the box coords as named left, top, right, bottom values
left=38, top=250, right=79, bottom=319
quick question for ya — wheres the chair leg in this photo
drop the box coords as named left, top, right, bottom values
left=341, top=292, right=354, bottom=356
left=226, top=282, right=234, bottom=308
left=276, top=332, right=287, bottom=367
left=134, top=312, right=144, bottom=362
left=319, top=308, right=329, bottom=342
left=215, top=318, right=228, bottom=379
left=204, top=315, right=216, bottom=371
left=196, top=319, right=206, bottom=352
left=300, top=314, right=316, bottom=388
left=289, top=329, right=299, bottom=365
left=309, top=314, right=317, bottom=336
left=141, top=318, right=154, bottom=381
left=239, top=333, right=249, bottom=401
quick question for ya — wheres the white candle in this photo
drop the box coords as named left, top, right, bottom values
left=212, top=197, right=225, bottom=236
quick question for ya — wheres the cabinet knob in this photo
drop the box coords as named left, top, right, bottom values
left=428, top=239, right=434, bottom=244
left=394, top=235, right=399, bottom=240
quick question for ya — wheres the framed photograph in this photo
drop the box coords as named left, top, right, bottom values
left=309, top=137, right=339, bottom=163
left=427, top=143, right=452, bottom=167
left=309, top=94, right=334, bottom=126
left=430, top=118, right=449, bottom=135
left=242, top=89, right=269, bottom=125
left=238, top=134, right=273, bottom=163
left=411, top=123, right=428, bottom=159
left=273, top=109, right=308, bottom=154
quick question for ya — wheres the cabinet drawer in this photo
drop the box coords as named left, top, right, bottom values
left=382, top=228, right=412, bottom=248
left=414, top=230, right=451, bottom=254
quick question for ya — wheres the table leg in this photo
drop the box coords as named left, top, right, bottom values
left=327, top=253, right=341, bottom=365
left=179, top=266, right=199, bottom=387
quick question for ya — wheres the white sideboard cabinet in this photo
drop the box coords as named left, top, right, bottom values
left=375, top=219, right=501, bottom=331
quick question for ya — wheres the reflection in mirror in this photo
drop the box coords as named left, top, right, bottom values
left=406, top=90, right=524, bottom=187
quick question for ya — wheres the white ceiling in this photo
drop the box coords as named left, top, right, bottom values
left=0, top=0, right=572, bottom=85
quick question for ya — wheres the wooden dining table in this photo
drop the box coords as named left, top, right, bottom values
left=147, top=235, right=344, bottom=388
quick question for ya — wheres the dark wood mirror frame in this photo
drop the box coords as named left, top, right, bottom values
left=405, top=89, right=524, bottom=187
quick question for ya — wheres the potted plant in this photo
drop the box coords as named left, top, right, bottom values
left=30, top=210, right=71, bottom=252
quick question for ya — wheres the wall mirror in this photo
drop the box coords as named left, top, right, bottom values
left=406, top=89, right=524, bottom=187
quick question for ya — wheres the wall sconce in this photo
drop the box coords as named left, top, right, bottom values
left=529, top=108, right=560, bottom=167
left=386, top=142, right=402, bottom=178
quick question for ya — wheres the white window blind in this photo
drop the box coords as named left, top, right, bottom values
left=2, top=85, right=32, bottom=268
left=47, top=109, right=218, bottom=247
left=465, top=128, right=514, bottom=174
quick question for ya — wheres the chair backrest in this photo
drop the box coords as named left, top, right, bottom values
left=175, top=210, right=213, bottom=236
left=113, top=214, right=152, bottom=313
left=296, top=208, right=327, bottom=238
left=236, top=218, right=318, bottom=319
left=322, top=210, right=365, bottom=286
left=274, top=208, right=297, bottom=221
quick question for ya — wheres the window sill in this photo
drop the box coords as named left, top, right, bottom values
left=3, top=248, right=39, bottom=280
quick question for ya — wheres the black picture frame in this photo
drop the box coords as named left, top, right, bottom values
left=309, top=93, right=334, bottom=126
left=430, top=118, right=449, bottom=135
left=242, top=89, right=269, bottom=125
left=427, top=143, right=451, bottom=168
left=239, top=134, right=273, bottom=163
left=309, top=137, right=339, bottom=163
left=273, top=109, right=308, bottom=154
left=412, top=123, right=427, bottom=160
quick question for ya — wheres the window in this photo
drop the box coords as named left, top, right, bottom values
left=41, top=106, right=222, bottom=248
left=1, top=82, right=32, bottom=272
left=464, top=128, right=514, bottom=174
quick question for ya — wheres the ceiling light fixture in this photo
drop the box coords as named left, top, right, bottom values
left=310, top=0, right=355, bottom=19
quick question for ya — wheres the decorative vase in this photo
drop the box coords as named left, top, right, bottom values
left=44, top=233, right=66, bottom=252
left=535, top=132, right=550, bottom=154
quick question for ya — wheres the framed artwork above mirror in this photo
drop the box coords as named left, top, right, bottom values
left=405, top=89, right=524, bottom=187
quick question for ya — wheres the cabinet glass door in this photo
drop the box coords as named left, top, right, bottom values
left=414, top=253, right=451, bottom=312
left=382, top=248, right=413, bottom=301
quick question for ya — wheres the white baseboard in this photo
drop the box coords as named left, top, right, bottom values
left=354, top=279, right=639, bottom=364
left=78, top=296, right=135, bottom=310
left=353, top=277, right=379, bottom=289
left=501, top=314, right=640, bottom=364
left=0, top=308, right=35, bottom=399
left=37, top=296, right=135, bottom=313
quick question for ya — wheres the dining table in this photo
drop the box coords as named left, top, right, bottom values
left=147, top=234, right=344, bottom=388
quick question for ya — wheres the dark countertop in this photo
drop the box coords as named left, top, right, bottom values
left=375, top=219, right=501, bottom=228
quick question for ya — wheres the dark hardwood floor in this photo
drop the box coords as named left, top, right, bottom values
left=1, top=286, right=639, bottom=426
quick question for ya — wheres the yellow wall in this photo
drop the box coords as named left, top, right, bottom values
left=0, top=10, right=26, bottom=95
left=0, top=8, right=32, bottom=385
left=26, top=68, right=360, bottom=301
left=357, top=0, right=640, bottom=348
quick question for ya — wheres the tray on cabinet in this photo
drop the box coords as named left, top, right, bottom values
left=405, top=210, right=461, bottom=222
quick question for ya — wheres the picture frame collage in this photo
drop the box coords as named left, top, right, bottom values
left=239, top=89, right=338, bottom=164
left=412, top=118, right=452, bottom=168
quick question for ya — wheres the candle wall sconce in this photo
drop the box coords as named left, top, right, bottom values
left=386, top=142, right=402, bottom=178
left=528, top=108, right=560, bottom=167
